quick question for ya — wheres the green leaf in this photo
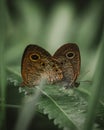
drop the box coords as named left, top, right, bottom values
left=37, top=85, right=88, bottom=130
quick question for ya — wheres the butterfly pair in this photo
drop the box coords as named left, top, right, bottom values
left=21, top=43, right=81, bottom=88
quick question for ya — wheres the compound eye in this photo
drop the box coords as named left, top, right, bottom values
left=66, top=52, right=75, bottom=59
left=30, top=54, right=40, bottom=61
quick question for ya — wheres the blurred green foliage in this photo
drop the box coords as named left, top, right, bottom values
left=0, top=0, right=104, bottom=130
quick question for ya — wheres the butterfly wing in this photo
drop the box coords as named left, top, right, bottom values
left=53, top=43, right=81, bottom=87
left=21, top=45, right=63, bottom=87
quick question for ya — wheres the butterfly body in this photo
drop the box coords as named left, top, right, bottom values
left=21, top=43, right=80, bottom=88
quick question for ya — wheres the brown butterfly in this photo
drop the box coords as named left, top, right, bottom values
left=21, top=43, right=81, bottom=88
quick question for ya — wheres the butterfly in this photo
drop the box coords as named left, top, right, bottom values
left=21, top=43, right=81, bottom=88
